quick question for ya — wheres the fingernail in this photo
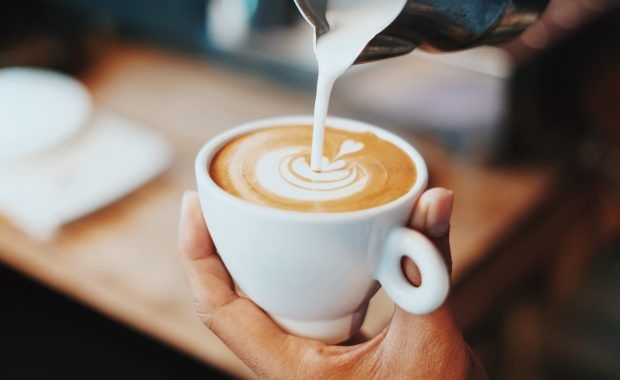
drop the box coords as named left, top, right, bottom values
left=427, top=191, right=453, bottom=238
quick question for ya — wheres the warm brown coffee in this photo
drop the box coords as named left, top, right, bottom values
left=210, top=125, right=416, bottom=212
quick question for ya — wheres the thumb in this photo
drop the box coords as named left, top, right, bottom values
left=379, top=189, right=479, bottom=378
left=401, top=188, right=454, bottom=288
left=381, top=188, right=462, bottom=351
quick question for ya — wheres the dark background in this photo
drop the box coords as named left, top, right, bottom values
left=0, top=263, right=231, bottom=379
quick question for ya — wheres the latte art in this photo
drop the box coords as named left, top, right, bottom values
left=210, top=126, right=415, bottom=212
left=256, top=139, right=380, bottom=202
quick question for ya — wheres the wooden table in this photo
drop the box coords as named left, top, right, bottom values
left=0, top=45, right=554, bottom=378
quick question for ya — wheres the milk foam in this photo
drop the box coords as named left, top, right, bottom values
left=255, top=140, right=367, bottom=201
left=210, top=126, right=416, bottom=212
left=310, top=0, right=407, bottom=171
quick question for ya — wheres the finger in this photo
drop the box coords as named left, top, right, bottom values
left=380, top=304, right=469, bottom=377
left=410, top=188, right=453, bottom=239
left=178, top=192, right=311, bottom=376
left=405, top=188, right=454, bottom=286
left=384, top=188, right=457, bottom=335
left=178, top=191, right=237, bottom=314
left=387, top=202, right=462, bottom=364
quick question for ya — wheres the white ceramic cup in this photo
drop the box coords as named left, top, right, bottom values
left=195, top=116, right=450, bottom=344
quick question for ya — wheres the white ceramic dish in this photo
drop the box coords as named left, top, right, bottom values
left=0, top=67, right=92, bottom=162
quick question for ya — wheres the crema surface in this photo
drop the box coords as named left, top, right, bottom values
left=210, top=126, right=416, bottom=212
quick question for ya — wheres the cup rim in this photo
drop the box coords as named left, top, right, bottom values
left=195, top=116, right=428, bottom=222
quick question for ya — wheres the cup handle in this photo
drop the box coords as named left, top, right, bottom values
left=375, top=227, right=450, bottom=314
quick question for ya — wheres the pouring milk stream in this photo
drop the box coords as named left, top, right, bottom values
left=308, top=0, right=407, bottom=171
left=211, top=0, right=413, bottom=210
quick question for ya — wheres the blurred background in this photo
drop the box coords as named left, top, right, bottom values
left=1, top=0, right=619, bottom=379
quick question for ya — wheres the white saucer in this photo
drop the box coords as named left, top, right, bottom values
left=0, top=68, right=92, bottom=162
left=0, top=111, right=173, bottom=240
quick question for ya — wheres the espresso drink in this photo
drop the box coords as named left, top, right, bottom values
left=210, top=125, right=415, bottom=212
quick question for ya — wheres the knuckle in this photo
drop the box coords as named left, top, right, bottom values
left=199, top=296, right=240, bottom=333
left=197, top=310, right=215, bottom=329
left=179, top=234, right=201, bottom=256
left=193, top=297, right=215, bottom=328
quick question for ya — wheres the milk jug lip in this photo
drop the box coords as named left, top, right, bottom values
left=196, top=115, right=429, bottom=223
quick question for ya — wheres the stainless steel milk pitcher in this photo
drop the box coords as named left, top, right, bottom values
left=294, top=0, right=549, bottom=63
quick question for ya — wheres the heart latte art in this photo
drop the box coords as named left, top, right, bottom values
left=210, top=126, right=416, bottom=212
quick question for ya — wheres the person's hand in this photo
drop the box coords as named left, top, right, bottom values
left=178, top=189, right=487, bottom=379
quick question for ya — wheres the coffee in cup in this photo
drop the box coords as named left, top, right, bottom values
left=210, top=125, right=416, bottom=212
